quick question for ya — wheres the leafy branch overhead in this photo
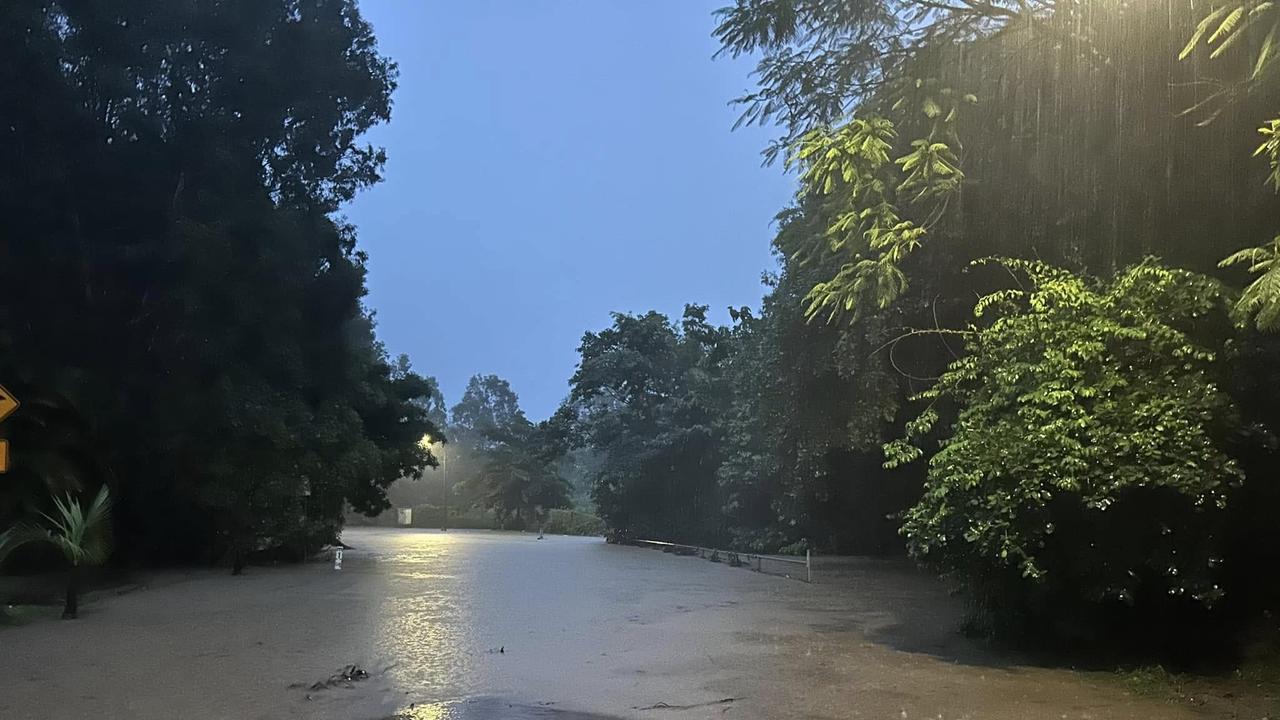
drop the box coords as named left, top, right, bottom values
left=790, top=83, right=973, bottom=320
left=713, top=0, right=1045, bottom=165
left=1182, top=1, right=1280, bottom=330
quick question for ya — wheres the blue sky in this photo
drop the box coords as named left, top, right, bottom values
left=345, top=0, right=793, bottom=419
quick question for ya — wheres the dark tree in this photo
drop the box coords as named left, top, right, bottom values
left=0, top=0, right=440, bottom=566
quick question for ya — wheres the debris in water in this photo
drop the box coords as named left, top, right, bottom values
left=635, top=698, right=736, bottom=711
left=304, top=663, right=370, bottom=692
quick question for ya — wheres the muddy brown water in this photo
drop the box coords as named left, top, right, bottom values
left=0, top=528, right=1235, bottom=719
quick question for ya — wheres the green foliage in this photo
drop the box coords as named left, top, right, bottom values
left=1179, top=2, right=1279, bottom=73
left=1255, top=118, right=1280, bottom=192
left=565, top=291, right=913, bottom=554
left=1204, top=108, right=1280, bottom=331
left=716, top=236, right=911, bottom=554
left=713, top=0, right=1028, bottom=165
left=711, top=0, right=1280, bottom=563
left=1181, top=2, right=1280, bottom=330
left=0, top=485, right=114, bottom=618
left=891, top=259, right=1241, bottom=618
left=791, top=86, right=971, bottom=319
left=1220, top=237, right=1280, bottom=330
left=660, top=0, right=1280, bottom=652
left=729, top=0, right=1280, bottom=283
left=444, top=374, right=571, bottom=525
left=565, top=307, right=731, bottom=544
left=0, top=486, right=114, bottom=569
left=476, top=428, right=572, bottom=527
left=543, top=508, right=605, bottom=537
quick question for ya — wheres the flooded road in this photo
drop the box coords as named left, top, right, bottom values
left=0, top=528, right=1214, bottom=719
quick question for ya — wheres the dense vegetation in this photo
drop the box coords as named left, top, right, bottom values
left=6, top=0, right=1280, bottom=656
left=0, top=0, right=441, bottom=567
left=551, top=0, right=1280, bottom=650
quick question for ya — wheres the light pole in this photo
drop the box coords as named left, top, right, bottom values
left=439, top=441, right=448, bottom=532
left=420, top=434, right=448, bottom=531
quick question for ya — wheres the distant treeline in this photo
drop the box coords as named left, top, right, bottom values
left=349, top=506, right=604, bottom=537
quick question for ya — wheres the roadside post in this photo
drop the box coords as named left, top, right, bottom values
left=806, top=549, right=811, bottom=583
left=334, top=548, right=343, bottom=570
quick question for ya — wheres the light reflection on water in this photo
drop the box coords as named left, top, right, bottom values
left=393, top=701, right=447, bottom=720
left=386, top=697, right=623, bottom=720
left=350, top=530, right=628, bottom=720
left=370, top=530, right=477, bottom=698
left=397, top=572, right=456, bottom=581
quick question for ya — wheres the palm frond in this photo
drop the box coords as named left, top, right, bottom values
left=1221, top=245, right=1275, bottom=267
left=20, top=486, right=114, bottom=567
left=0, top=523, right=55, bottom=565
left=83, top=486, right=112, bottom=535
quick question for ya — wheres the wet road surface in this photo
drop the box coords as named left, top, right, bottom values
left=0, top=528, right=1211, bottom=719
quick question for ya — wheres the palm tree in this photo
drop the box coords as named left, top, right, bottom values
left=0, top=486, right=113, bottom=619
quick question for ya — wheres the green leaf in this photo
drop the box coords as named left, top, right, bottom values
left=1208, top=6, right=1246, bottom=45
left=1180, top=5, right=1229, bottom=59
left=1252, top=22, right=1277, bottom=77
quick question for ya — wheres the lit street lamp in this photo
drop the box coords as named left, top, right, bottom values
left=420, top=434, right=448, bottom=531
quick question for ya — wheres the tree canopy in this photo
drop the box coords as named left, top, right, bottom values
left=0, top=0, right=440, bottom=565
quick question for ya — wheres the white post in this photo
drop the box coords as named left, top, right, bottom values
left=805, top=549, right=811, bottom=583
left=334, top=548, right=343, bottom=571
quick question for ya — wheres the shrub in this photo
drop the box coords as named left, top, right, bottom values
left=543, top=509, right=605, bottom=536
left=887, top=259, right=1243, bottom=643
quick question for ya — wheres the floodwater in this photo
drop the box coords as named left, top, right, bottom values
left=0, top=528, right=1224, bottom=719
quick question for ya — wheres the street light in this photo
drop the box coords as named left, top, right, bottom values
left=420, top=434, right=448, bottom=532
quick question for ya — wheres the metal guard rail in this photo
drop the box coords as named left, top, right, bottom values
left=632, top=538, right=811, bottom=583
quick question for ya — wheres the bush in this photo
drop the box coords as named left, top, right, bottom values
left=543, top=508, right=605, bottom=536
left=888, top=260, right=1244, bottom=645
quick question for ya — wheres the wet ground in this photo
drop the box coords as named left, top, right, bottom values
left=0, top=528, right=1260, bottom=719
